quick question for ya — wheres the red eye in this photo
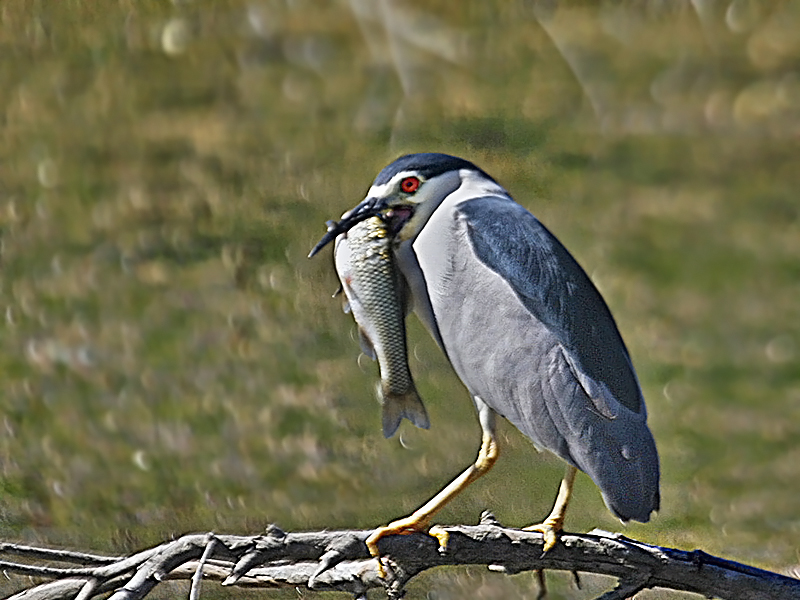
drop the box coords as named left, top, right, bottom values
left=400, top=176, right=420, bottom=193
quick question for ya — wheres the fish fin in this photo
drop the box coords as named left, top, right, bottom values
left=380, top=384, right=430, bottom=438
left=341, top=298, right=351, bottom=314
left=358, top=327, right=376, bottom=359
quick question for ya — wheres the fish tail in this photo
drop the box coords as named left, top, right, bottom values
left=380, top=383, right=430, bottom=438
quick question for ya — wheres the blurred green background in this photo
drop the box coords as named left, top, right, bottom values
left=1, top=1, right=799, bottom=598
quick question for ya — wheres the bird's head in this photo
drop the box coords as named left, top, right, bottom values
left=308, top=153, right=496, bottom=257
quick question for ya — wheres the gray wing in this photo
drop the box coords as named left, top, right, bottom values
left=430, top=195, right=660, bottom=521
left=461, top=197, right=642, bottom=414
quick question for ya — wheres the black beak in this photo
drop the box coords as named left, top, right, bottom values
left=307, top=197, right=385, bottom=258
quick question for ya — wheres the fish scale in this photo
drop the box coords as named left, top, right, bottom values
left=334, top=216, right=430, bottom=437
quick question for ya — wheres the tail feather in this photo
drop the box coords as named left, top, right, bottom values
left=380, top=384, right=430, bottom=438
left=578, top=421, right=661, bottom=523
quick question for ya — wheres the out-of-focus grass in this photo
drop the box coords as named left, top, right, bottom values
left=1, top=1, right=799, bottom=598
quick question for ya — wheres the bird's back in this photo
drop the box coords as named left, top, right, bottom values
left=410, top=191, right=660, bottom=522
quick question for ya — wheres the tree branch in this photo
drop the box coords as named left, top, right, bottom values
left=2, top=515, right=797, bottom=600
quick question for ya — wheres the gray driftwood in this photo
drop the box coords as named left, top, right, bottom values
left=1, top=514, right=798, bottom=600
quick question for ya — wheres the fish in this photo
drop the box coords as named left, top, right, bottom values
left=333, top=215, right=429, bottom=438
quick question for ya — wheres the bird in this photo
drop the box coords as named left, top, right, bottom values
left=309, top=152, right=660, bottom=559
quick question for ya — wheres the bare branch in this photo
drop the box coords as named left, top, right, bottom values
left=2, top=517, right=798, bottom=600
left=0, top=543, right=122, bottom=566
left=189, top=534, right=217, bottom=600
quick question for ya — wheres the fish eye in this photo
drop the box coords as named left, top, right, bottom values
left=400, top=176, right=420, bottom=194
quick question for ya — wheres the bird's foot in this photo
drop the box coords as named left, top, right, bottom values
left=428, top=525, right=450, bottom=551
left=366, top=514, right=432, bottom=577
left=523, top=517, right=564, bottom=552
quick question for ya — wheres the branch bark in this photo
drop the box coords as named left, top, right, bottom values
left=1, top=515, right=797, bottom=600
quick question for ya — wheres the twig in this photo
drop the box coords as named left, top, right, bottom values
left=74, top=578, right=99, bottom=600
left=594, top=571, right=650, bottom=600
left=189, top=534, right=217, bottom=600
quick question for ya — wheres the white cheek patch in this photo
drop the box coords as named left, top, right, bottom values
left=365, top=181, right=395, bottom=200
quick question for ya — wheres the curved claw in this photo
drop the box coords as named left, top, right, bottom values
left=428, top=525, right=450, bottom=552
left=366, top=515, right=431, bottom=557
left=366, top=515, right=432, bottom=578
left=523, top=518, right=563, bottom=552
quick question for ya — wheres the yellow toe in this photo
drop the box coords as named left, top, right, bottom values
left=523, top=518, right=563, bottom=552
left=428, top=525, right=450, bottom=551
left=366, top=514, right=433, bottom=577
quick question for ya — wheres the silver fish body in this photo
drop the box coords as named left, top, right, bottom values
left=334, top=216, right=429, bottom=437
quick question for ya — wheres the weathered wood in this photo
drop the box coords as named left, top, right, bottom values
left=1, top=518, right=798, bottom=600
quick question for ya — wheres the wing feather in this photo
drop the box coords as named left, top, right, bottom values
left=458, top=196, right=643, bottom=417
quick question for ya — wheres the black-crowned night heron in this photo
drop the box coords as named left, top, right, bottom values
left=310, top=153, right=660, bottom=560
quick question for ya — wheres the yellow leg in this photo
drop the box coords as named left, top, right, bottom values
left=366, top=432, right=499, bottom=561
left=523, top=464, right=577, bottom=551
